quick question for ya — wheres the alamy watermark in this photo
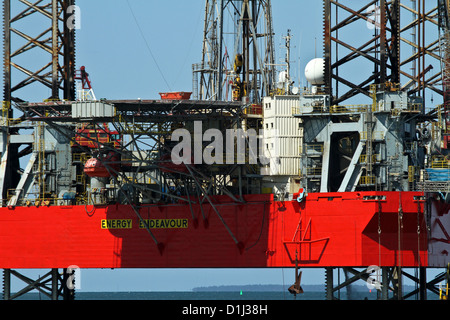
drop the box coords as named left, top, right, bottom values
left=366, top=5, right=381, bottom=30
left=171, top=121, right=277, bottom=166
left=66, top=5, right=81, bottom=30
left=365, top=265, right=382, bottom=290
left=66, top=265, right=81, bottom=290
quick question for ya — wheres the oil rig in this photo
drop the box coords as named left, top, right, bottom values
left=0, top=0, right=449, bottom=300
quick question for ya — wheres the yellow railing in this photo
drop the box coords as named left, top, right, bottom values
left=440, top=284, right=449, bottom=300
left=72, top=153, right=91, bottom=163
left=431, top=156, right=450, bottom=169
left=408, top=104, right=422, bottom=112
left=1, top=101, right=37, bottom=127
left=360, top=131, right=385, bottom=140
left=359, top=175, right=376, bottom=185
left=243, top=104, right=263, bottom=115
left=76, top=174, right=86, bottom=184
left=391, top=103, right=422, bottom=116
left=408, top=166, right=416, bottom=183
left=359, top=154, right=379, bottom=163
left=435, top=105, right=450, bottom=134
left=304, top=167, right=322, bottom=176
left=6, top=194, right=94, bottom=207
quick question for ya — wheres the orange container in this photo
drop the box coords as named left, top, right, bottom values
left=159, top=92, right=192, bottom=100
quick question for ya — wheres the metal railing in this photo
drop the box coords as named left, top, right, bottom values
left=300, top=144, right=324, bottom=154
left=72, top=153, right=91, bottom=163
left=391, top=103, right=422, bottom=116
left=359, top=175, right=376, bottom=185
left=431, top=156, right=450, bottom=169
left=359, top=154, right=379, bottom=163
left=243, top=104, right=263, bottom=115
left=299, top=167, right=322, bottom=176
left=360, top=131, right=385, bottom=140
left=292, top=102, right=423, bottom=116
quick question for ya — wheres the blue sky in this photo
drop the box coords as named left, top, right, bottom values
left=3, top=0, right=445, bottom=293
left=74, top=0, right=324, bottom=101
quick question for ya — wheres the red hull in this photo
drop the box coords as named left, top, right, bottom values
left=0, top=191, right=438, bottom=269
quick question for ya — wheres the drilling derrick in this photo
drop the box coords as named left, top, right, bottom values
left=194, top=0, right=276, bottom=103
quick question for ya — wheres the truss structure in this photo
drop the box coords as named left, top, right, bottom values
left=323, top=0, right=443, bottom=106
left=194, top=0, right=276, bottom=103
left=2, top=0, right=76, bottom=300
left=3, top=0, right=76, bottom=103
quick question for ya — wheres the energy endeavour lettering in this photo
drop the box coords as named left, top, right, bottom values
left=100, top=219, right=188, bottom=229
left=101, top=219, right=132, bottom=229
left=139, top=219, right=188, bottom=229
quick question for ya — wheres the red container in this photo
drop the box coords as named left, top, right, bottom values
left=159, top=92, right=192, bottom=100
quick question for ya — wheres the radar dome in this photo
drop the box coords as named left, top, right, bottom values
left=305, top=58, right=325, bottom=85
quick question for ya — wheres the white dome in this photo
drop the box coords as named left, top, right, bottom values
left=305, top=58, right=325, bottom=85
